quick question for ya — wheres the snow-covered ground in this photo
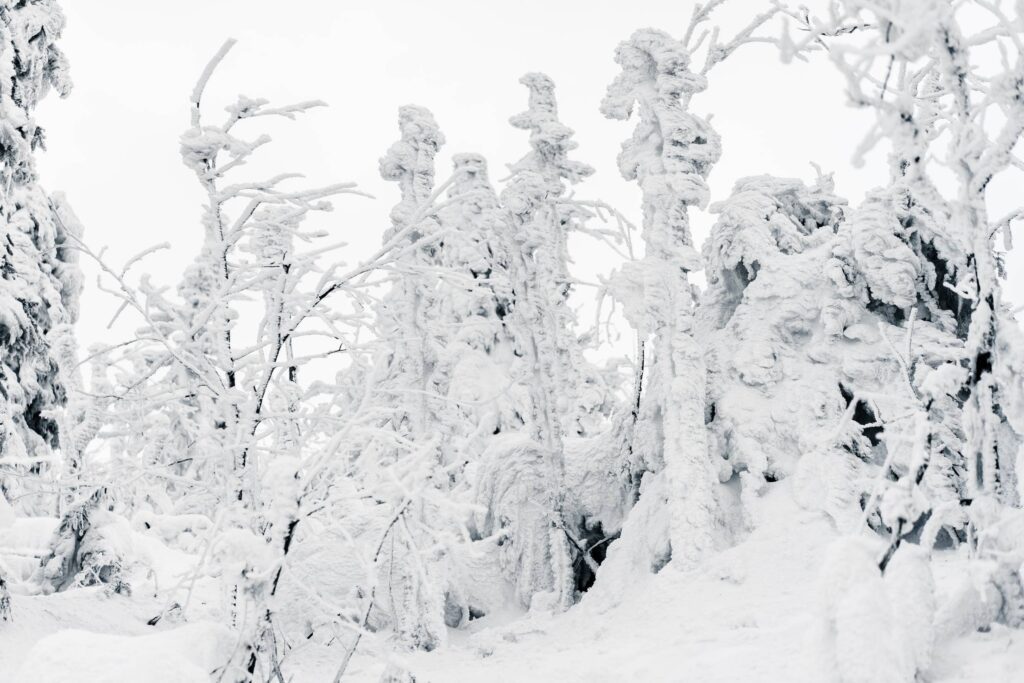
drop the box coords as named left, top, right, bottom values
left=3, top=483, right=1020, bottom=682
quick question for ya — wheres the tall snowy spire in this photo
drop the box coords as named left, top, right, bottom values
left=374, top=104, right=447, bottom=437
left=601, top=28, right=720, bottom=568
left=508, top=72, right=594, bottom=193
left=379, top=104, right=446, bottom=234
left=503, top=71, right=609, bottom=450
left=602, top=28, right=720, bottom=279
left=367, top=105, right=451, bottom=653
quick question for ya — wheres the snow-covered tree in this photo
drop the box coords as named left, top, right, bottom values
left=432, top=152, right=522, bottom=456
left=600, top=5, right=781, bottom=568
left=474, top=72, right=602, bottom=611
left=786, top=0, right=1024, bottom=526
left=36, top=487, right=131, bottom=596
left=358, top=105, right=452, bottom=655
left=56, top=40, right=384, bottom=680
left=0, top=0, right=81, bottom=621
left=88, top=40, right=365, bottom=509
left=601, top=27, right=720, bottom=568
left=0, top=0, right=79, bottom=514
left=773, top=3, right=1024, bottom=673
left=699, top=175, right=854, bottom=525
left=506, top=73, right=609, bottom=439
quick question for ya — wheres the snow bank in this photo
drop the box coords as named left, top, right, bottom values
left=15, top=622, right=233, bottom=683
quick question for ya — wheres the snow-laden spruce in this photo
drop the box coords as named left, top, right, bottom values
left=479, top=73, right=600, bottom=612
left=367, top=104, right=453, bottom=656
left=0, top=0, right=79, bottom=508
left=600, top=27, right=721, bottom=570
left=0, top=0, right=82, bottom=621
left=599, top=6, right=781, bottom=572
left=779, top=2, right=1024, bottom=678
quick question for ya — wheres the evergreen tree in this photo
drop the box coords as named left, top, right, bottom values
left=506, top=73, right=608, bottom=438
left=0, top=0, right=80, bottom=621
left=600, top=28, right=723, bottom=568
left=475, top=73, right=599, bottom=610
left=0, top=0, right=79, bottom=513
left=368, top=104, right=450, bottom=653
left=372, top=104, right=446, bottom=449
left=432, top=153, right=523, bottom=465
left=600, top=5, right=783, bottom=571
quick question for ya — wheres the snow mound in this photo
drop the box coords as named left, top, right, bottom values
left=16, top=622, right=233, bottom=683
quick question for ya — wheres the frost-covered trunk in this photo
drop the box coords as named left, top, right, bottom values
left=937, top=23, right=1022, bottom=505
left=499, top=179, right=575, bottom=609
left=502, top=177, right=566, bottom=458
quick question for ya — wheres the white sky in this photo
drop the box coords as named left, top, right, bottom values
left=35, top=0, right=1023, bottom=351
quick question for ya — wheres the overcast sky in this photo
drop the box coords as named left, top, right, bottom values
left=35, top=0, right=1023, bottom=350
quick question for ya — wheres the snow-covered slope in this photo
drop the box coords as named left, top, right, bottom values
left=2, top=483, right=1022, bottom=682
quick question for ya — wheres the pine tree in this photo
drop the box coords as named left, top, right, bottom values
left=432, top=152, right=523, bottom=465
left=373, top=104, right=446, bottom=448
left=477, top=73, right=598, bottom=610
left=599, top=4, right=786, bottom=569
left=600, top=28, right=722, bottom=568
left=0, top=0, right=79, bottom=512
left=501, top=74, right=585, bottom=456
left=368, top=104, right=450, bottom=653
left=0, top=0, right=81, bottom=620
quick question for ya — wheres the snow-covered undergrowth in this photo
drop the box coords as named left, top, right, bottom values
left=3, top=0, right=1024, bottom=681
left=3, top=483, right=1021, bottom=682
